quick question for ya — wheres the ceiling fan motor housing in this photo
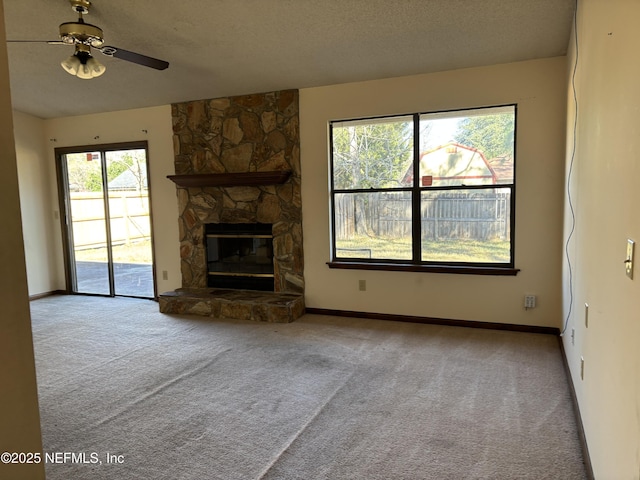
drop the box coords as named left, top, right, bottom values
left=59, top=21, right=104, bottom=47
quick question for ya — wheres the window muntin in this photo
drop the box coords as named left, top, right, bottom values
left=330, top=105, right=516, bottom=269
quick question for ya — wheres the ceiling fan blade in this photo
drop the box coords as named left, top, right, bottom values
left=5, top=40, right=62, bottom=44
left=98, top=46, right=169, bottom=70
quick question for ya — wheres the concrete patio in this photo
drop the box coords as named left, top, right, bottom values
left=76, top=261, right=154, bottom=298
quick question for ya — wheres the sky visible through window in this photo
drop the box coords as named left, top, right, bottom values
left=420, top=117, right=461, bottom=151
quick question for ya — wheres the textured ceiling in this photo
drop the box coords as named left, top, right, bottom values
left=3, top=0, right=575, bottom=119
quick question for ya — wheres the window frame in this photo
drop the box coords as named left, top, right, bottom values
left=327, top=104, right=520, bottom=276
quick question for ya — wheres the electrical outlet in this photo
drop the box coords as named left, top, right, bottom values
left=358, top=279, right=366, bottom=291
left=524, top=295, right=536, bottom=309
left=162, top=270, right=168, bottom=280
left=571, top=328, right=575, bottom=346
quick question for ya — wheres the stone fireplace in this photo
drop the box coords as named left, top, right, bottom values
left=159, top=89, right=305, bottom=322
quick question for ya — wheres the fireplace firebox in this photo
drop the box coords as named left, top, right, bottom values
left=205, top=223, right=274, bottom=291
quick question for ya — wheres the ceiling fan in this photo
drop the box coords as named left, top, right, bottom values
left=8, top=0, right=169, bottom=79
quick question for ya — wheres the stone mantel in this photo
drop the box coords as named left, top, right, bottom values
left=167, top=170, right=291, bottom=188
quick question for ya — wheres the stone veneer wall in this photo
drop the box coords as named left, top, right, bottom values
left=171, top=89, right=304, bottom=293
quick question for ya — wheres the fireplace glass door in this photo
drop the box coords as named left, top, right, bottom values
left=57, top=143, right=155, bottom=299
left=206, top=223, right=274, bottom=291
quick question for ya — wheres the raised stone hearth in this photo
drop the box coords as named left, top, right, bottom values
left=159, top=289, right=304, bottom=323
left=160, top=89, right=305, bottom=321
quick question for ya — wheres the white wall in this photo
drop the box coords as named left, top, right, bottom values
left=0, top=2, right=45, bottom=477
left=43, top=106, right=181, bottom=295
left=562, top=0, right=640, bottom=477
left=300, top=57, right=567, bottom=328
left=13, top=111, right=60, bottom=296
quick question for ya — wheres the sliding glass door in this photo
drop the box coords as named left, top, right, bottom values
left=57, top=142, right=155, bottom=299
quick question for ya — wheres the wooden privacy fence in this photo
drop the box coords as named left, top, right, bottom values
left=335, top=190, right=510, bottom=241
left=70, top=192, right=151, bottom=250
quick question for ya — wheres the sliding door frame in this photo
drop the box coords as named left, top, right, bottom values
left=55, top=140, right=158, bottom=299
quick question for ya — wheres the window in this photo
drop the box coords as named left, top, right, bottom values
left=329, top=105, right=518, bottom=275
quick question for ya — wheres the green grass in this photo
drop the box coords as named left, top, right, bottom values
left=337, top=235, right=509, bottom=262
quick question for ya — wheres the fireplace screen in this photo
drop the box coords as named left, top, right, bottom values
left=205, top=223, right=274, bottom=291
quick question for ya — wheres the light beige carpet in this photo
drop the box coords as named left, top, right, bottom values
left=30, top=295, right=587, bottom=479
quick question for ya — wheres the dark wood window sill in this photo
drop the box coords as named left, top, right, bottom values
left=327, top=261, right=520, bottom=276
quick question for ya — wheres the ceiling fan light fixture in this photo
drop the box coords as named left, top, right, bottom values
left=76, top=63, right=93, bottom=80
left=61, top=45, right=105, bottom=79
left=85, top=56, right=106, bottom=78
left=60, top=54, right=81, bottom=75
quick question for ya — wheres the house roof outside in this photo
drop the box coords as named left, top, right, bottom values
left=402, top=142, right=505, bottom=187
left=108, top=166, right=148, bottom=191
left=109, top=170, right=149, bottom=191
left=487, top=156, right=515, bottom=184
